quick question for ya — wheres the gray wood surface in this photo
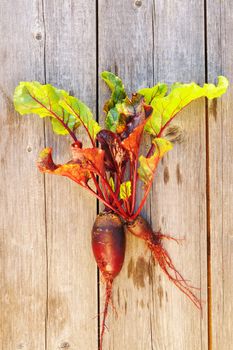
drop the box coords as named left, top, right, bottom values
left=148, top=1, right=208, bottom=349
left=0, top=1, right=47, bottom=349
left=0, top=0, right=232, bottom=349
left=207, top=1, right=233, bottom=349
left=43, top=1, right=97, bottom=349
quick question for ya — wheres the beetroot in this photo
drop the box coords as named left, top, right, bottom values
left=92, top=212, right=125, bottom=349
left=14, top=72, right=228, bottom=349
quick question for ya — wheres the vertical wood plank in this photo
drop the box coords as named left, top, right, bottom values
left=98, top=1, right=208, bottom=349
left=43, top=1, right=98, bottom=349
left=207, top=1, right=233, bottom=348
left=0, top=1, right=47, bottom=349
left=149, top=1, right=208, bottom=349
left=98, top=1, right=154, bottom=348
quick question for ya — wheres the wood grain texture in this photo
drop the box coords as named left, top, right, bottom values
left=207, top=1, right=233, bottom=349
left=148, top=1, right=208, bottom=349
left=43, top=1, right=98, bottom=349
left=0, top=1, right=47, bottom=349
left=98, top=1, right=154, bottom=349
left=98, top=0, right=208, bottom=349
left=1, top=1, right=232, bottom=349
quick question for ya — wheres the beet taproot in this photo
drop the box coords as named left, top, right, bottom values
left=92, top=212, right=125, bottom=350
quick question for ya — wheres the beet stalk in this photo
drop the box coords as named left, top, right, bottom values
left=92, top=212, right=125, bottom=350
left=125, top=216, right=201, bottom=309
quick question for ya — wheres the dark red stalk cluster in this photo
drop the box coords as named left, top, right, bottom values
left=69, top=130, right=153, bottom=223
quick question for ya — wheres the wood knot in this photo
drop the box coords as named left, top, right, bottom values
left=135, top=0, right=142, bottom=7
left=163, top=166, right=169, bottom=184
left=60, top=342, right=70, bottom=348
left=209, top=99, right=217, bottom=121
left=35, top=32, right=42, bottom=40
left=164, top=125, right=185, bottom=143
left=176, top=163, right=182, bottom=185
left=27, top=146, right=32, bottom=152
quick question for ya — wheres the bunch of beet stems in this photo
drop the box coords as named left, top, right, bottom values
left=54, top=115, right=201, bottom=350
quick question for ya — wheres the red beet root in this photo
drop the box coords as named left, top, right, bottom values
left=92, top=212, right=125, bottom=350
left=126, top=216, right=202, bottom=310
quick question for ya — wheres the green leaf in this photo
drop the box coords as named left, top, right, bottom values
left=59, top=95, right=101, bottom=141
left=14, top=81, right=80, bottom=136
left=109, top=177, right=115, bottom=192
left=138, top=153, right=159, bottom=187
left=51, top=114, right=78, bottom=135
left=120, top=181, right=132, bottom=200
left=138, top=137, right=173, bottom=187
left=105, top=105, right=122, bottom=132
left=138, top=83, right=168, bottom=104
left=105, top=93, right=152, bottom=137
left=152, top=137, right=173, bottom=157
left=101, top=71, right=126, bottom=113
left=145, top=76, right=229, bottom=136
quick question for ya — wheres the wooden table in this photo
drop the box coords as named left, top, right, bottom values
left=0, top=1, right=232, bottom=349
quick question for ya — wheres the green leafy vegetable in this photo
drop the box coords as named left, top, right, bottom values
left=138, top=83, right=168, bottom=104
left=138, top=138, right=173, bottom=187
left=120, top=181, right=132, bottom=200
left=14, top=82, right=79, bottom=136
left=142, top=76, right=229, bottom=136
left=105, top=107, right=121, bottom=133
left=60, top=95, right=101, bottom=142
left=137, top=153, right=159, bottom=187
left=14, top=73, right=229, bottom=334
left=152, top=137, right=173, bottom=157
left=14, top=81, right=101, bottom=142
left=14, top=74, right=229, bottom=223
left=105, top=93, right=152, bottom=137
left=101, top=71, right=126, bottom=113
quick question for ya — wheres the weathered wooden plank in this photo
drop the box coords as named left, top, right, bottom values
left=148, top=1, right=208, bottom=349
left=43, top=1, right=98, bottom=349
left=207, top=1, right=233, bottom=348
left=0, top=1, right=47, bottom=349
left=98, top=1, right=154, bottom=347
left=98, top=1, right=208, bottom=349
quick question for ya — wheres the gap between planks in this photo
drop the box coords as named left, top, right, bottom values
left=96, top=1, right=101, bottom=349
left=204, top=0, right=212, bottom=348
